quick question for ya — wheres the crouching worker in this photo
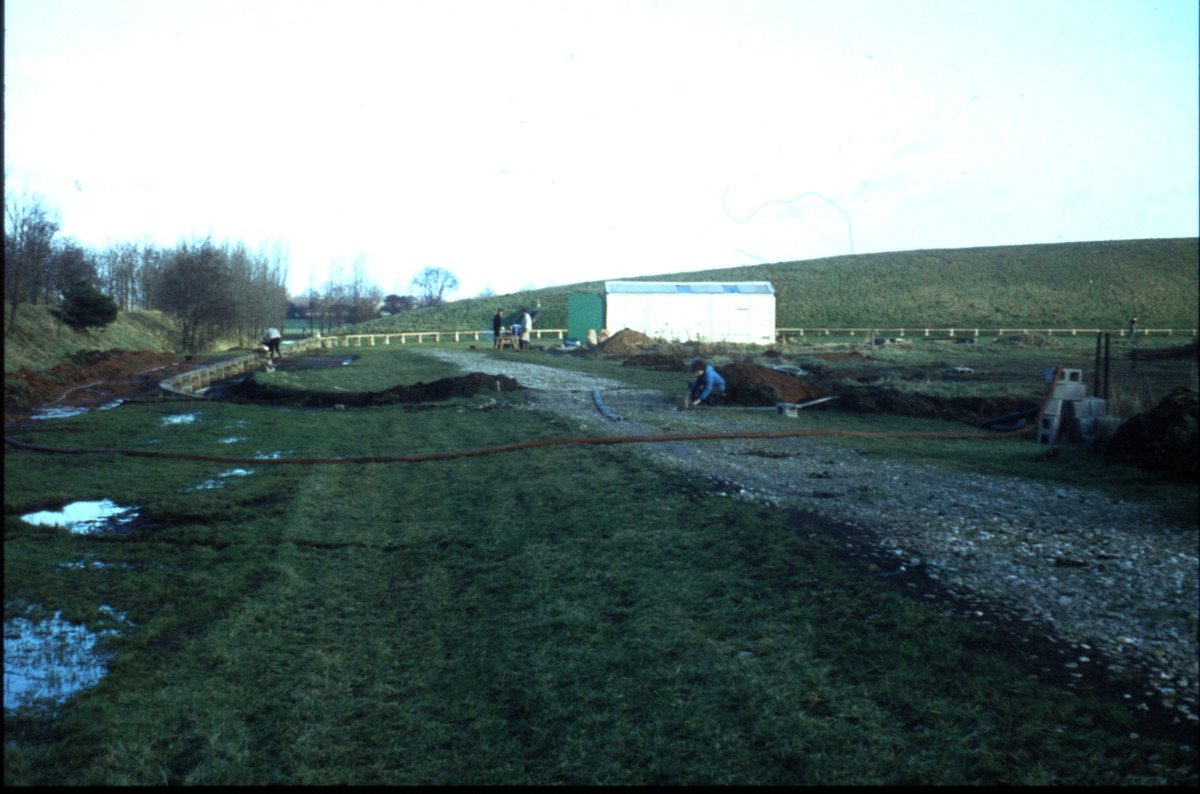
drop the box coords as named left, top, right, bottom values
left=688, top=359, right=726, bottom=407
left=262, top=327, right=283, bottom=358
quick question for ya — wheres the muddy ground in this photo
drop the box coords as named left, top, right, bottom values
left=222, top=367, right=524, bottom=408
left=5, top=350, right=200, bottom=425
left=621, top=352, right=1033, bottom=424
left=5, top=346, right=1196, bottom=482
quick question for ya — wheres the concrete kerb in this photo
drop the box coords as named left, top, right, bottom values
left=158, top=337, right=327, bottom=398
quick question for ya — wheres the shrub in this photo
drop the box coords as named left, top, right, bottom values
left=59, top=280, right=119, bottom=332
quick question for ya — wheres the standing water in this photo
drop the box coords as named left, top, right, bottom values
left=4, top=607, right=130, bottom=711
left=21, top=500, right=140, bottom=535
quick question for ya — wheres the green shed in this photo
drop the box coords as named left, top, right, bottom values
left=567, top=294, right=604, bottom=344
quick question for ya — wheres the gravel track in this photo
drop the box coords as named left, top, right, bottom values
left=418, top=348, right=1199, bottom=736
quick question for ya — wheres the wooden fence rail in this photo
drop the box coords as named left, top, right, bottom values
left=316, top=329, right=567, bottom=348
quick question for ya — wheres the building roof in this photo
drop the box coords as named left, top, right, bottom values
left=604, top=281, right=775, bottom=295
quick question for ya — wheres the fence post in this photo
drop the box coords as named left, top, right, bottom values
left=1104, top=333, right=1111, bottom=401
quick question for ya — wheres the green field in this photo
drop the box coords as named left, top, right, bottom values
left=4, top=347, right=1196, bottom=785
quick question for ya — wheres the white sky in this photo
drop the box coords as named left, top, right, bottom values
left=5, top=0, right=1198, bottom=299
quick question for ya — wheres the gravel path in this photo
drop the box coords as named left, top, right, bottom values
left=418, top=348, right=1199, bottom=732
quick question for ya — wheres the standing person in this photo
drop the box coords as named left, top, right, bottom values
left=519, top=308, right=532, bottom=350
left=493, top=309, right=505, bottom=349
left=1128, top=316, right=1139, bottom=339
left=263, top=327, right=283, bottom=358
left=688, top=359, right=726, bottom=407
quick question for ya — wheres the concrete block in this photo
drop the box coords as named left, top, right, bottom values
left=1045, top=367, right=1084, bottom=384
left=1078, top=396, right=1107, bottom=417
left=1042, top=398, right=1064, bottom=417
left=1052, top=383, right=1087, bottom=400
left=1038, top=413, right=1061, bottom=444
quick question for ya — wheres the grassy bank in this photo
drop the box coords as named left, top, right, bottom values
left=349, top=237, right=1199, bottom=334
left=3, top=304, right=183, bottom=374
left=4, top=347, right=1195, bottom=784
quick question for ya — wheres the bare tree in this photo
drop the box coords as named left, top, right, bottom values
left=411, top=266, right=460, bottom=307
left=47, top=240, right=98, bottom=301
left=153, top=240, right=237, bottom=353
left=98, top=240, right=141, bottom=310
left=4, top=185, right=60, bottom=335
left=347, top=255, right=378, bottom=324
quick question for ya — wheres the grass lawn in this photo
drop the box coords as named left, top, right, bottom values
left=4, top=347, right=1196, bottom=784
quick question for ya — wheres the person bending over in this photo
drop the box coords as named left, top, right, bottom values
left=263, top=327, right=283, bottom=358
left=689, top=359, right=726, bottom=407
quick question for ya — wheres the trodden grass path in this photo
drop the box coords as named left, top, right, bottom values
left=4, top=350, right=1194, bottom=784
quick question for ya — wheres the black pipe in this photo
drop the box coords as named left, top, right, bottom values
left=980, top=406, right=1039, bottom=429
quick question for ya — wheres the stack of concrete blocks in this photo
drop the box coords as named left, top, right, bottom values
left=1039, top=367, right=1106, bottom=444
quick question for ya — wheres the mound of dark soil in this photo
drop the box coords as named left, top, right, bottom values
left=224, top=372, right=524, bottom=408
left=1129, top=341, right=1200, bottom=361
left=719, top=363, right=831, bottom=406
left=1102, top=387, right=1199, bottom=482
left=991, top=333, right=1062, bottom=349
left=831, top=385, right=1035, bottom=426
left=597, top=329, right=654, bottom=358
left=622, top=354, right=689, bottom=371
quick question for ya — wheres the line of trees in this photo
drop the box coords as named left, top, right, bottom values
left=293, top=264, right=462, bottom=335
left=4, top=185, right=290, bottom=352
left=5, top=184, right=469, bottom=351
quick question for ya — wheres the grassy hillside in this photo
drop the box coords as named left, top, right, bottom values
left=3, top=304, right=184, bottom=373
left=350, top=238, right=1198, bottom=334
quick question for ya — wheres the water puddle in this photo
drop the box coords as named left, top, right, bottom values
left=21, top=500, right=140, bottom=535
left=190, top=468, right=256, bottom=490
left=3, top=606, right=131, bottom=712
left=218, top=436, right=249, bottom=444
left=26, top=400, right=123, bottom=421
left=29, top=406, right=90, bottom=421
left=161, top=412, right=199, bottom=426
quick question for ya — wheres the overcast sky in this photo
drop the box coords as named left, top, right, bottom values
left=5, top=0, right=1197, bottom=299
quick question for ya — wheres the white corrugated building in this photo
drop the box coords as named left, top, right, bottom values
left=604, top=281, right=776, bottom=344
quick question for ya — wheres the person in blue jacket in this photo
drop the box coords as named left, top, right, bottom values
left=688, top=359, right=726, bottom=407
